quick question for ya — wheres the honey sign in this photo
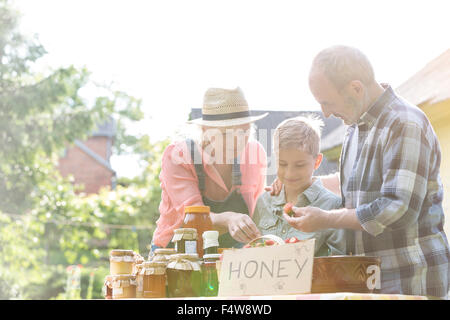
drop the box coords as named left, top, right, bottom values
left=218, top=239, right=315, bottom=296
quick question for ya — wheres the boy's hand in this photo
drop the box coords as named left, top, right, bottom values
left=264, top=178, right=283, bottom=196
left=282, top=206, right=332, bottom=233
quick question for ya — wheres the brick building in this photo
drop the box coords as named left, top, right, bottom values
left=58, top=119, right=117, bottom=194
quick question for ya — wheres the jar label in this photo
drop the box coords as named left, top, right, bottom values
left=185, top=240, right=197, bottom=254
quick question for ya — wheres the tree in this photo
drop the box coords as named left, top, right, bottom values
left=0, top=0, right=144, bottom=214
left=0, top=0, right=166, bottom=299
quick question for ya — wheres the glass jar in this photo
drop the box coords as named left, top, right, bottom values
left=109, top=274, right=136, bottom=299
left=203, top=230, right=219, bottom=255
left=141, top=261, right=167, bottom=298
left=166, top=253, right=202, bottom=297
left=135, top=263, right=144, bottom=298
left=202, top=254, right=221, bottom=296
left=183, top=205, right=213, bottom=258
left=109, top=250, right=135, bottom=275
left=172, top=228, right=198, bottom=254
left=152, top=248, right=177, bottom=264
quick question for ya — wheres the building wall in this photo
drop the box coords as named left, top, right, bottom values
left=58, top=136, right=114, bottom=194
left=422, top=100, right=450, bottom=238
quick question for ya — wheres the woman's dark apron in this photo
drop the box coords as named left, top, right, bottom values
left=187, top=139, right=249, bottom=249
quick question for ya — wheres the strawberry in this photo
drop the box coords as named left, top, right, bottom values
left=283, top=202, right=294, bottom=217
left=286, top=236, right=299, bottom=244
left=264, top=239, right=275, bottom=246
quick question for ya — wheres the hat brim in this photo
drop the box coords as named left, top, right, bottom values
left=187, top=112, right=269, bottom=127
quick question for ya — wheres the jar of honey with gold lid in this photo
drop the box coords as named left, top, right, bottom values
left=183, top=205, right=213, bottom=257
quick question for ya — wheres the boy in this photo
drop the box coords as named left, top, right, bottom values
left=252, top=116, right=345, bottom=256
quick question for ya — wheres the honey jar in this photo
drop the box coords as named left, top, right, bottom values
left=141, top=261, right=167, bottom=298
left=171, top=228, right=198, bottom=254
left=109, top=274, right=137, bottom=299
left=109, top=250, right=135, bottom=275
left=166, top=253, right=202, bottom=297
left=183, top=206, right=213, bottom=257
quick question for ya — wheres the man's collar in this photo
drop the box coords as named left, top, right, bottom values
left=358, top=83, right=395, bottom=129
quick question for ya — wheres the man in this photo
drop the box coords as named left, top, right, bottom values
left=283, top=45, right=450, bottom=298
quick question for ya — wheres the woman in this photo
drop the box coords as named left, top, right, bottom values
left=151, top=87, right=268, bottom=252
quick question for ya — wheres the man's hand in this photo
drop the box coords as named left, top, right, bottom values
left=282, top=206, right=332, bottom=233
left=264, top=178, right=282, bottom=196
left=227, top=212, right=261, bottom=243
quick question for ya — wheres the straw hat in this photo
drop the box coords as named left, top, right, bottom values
left=187, top=87, right=268, bottom=127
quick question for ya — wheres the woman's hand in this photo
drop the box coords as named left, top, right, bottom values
left=264, top=177, right=283, bottom=196
left=227, top=212, right=261, bottom=243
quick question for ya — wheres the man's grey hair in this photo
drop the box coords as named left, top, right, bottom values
left=310, top=45, right=376, bottom=90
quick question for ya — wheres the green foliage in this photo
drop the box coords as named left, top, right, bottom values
left=0, top=0, right=168, bottom=299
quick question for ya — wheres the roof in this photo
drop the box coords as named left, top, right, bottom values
left=74, top=140, right=116, bottom=174
left=396, top=49, right=450, bottom=106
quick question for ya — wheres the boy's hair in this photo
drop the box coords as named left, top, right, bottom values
left=273, top=115, right=324, bottom=157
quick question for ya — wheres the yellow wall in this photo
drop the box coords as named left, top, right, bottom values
left=422, top=100, right=450, bottom=238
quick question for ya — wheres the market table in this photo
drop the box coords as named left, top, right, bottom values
left=123, top=292, right=430, bottom=300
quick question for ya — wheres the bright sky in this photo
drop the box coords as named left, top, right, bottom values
left=16, top=0, right=450, bottom=177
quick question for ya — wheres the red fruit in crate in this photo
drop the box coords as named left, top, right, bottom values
left=283, top=203, right=294, bottom=217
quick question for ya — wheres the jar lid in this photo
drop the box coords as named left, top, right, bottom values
left=143, top=261, right=167, bottom=268
left=173, top=228, right=197, bottom=235
left=184, top=205, right=210, bottom=214
left=172, top=228, right=197, bottom=242
left=203, top=254, right=221, bottom=260
left=167, top=254, right=201, bottom=271
left=203, top=230, right=219, bottom=248
left=109, top=274, right=137, bottom=288
left=110, top=274, right=135, bottom=280
left=169, top=253, right=199, bottom=260
left=110, top=249, right=135, bottom=257
left=153, top=248, right=177, bottom=255
left=202, top=230, right=219, bottom=240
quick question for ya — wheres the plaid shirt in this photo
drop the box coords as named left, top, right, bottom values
left=341, top=84, right=450, bottom=299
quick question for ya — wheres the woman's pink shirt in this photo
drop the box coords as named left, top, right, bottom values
left=152, top=140, right=267, bottom=247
